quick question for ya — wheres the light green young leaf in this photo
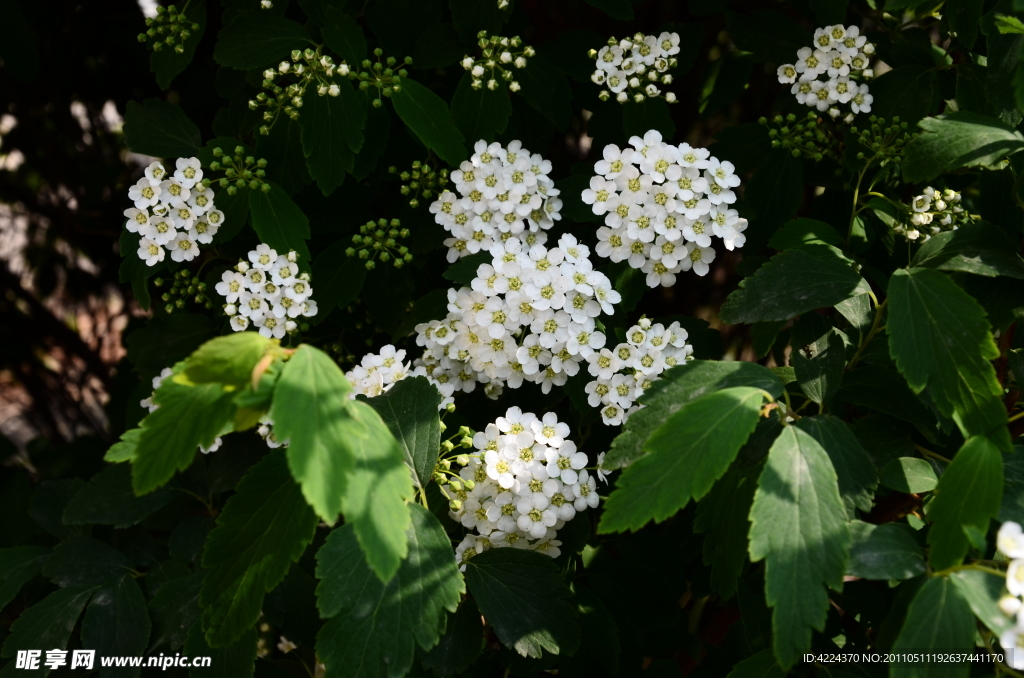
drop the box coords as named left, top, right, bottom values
left=123, top=99, right=202, bottom=158
left=184, top=333, right=272, bottom=387
left=911, top=222, right=1024, bottom=278
left=995, top=14, right=1024, bottom=34
left=316, top=505, right=464, bottom=678
left=464, top=548, right=580, bottom=658
left=213, top=12, right=312, bottom=70
left=847, top=521, right=925, bottom=580
left=361, top=376, right=441, bottom=494
left=748, top=426, right=850, bottom=670
left=599, top=387, right=765, bottom=533
left=926, top=436, right=1003, bottom=570
left=391, top=78, right=466, bottom=168
left=63, top=464, right=174, bottom=528
left=694, top=465, right=760, bottom=599
left=887, top=267, right=1008, bottom=447
left=0, top=546, right=50, bottom=611
left=890, top=578, right=975, bottom=676
left=199, top=451, right=318, bottom=647
left=248, top=183, right=311, bottom=263
left=879, top=457, right=938, bottom=493
left=104, top=428, right=142, bottom=463
left=903, top=111, right=1024, bottom=183
left=81, top=574, right=151, bottom=673
left=794, top=416, right=877, bottom=517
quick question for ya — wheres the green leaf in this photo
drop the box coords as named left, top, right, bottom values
left=846, top=521, right=926, bottom=580
left=119, top=230, right=156, bottom=311
left=81, top=574, right=151, bottom=673
left=361, top=376, right=441, bottom=493
left=604, top=360, right=784, bottom=470
left=742, top=148, right=804, bottom=233
left=947, top=0, right=984, bottom=49
left=911, top=222, right=1024, bottom=278
left=0, top=546, right=50, bottom=611
left=559, top=586, right=620, bottom=678
left=720, top=245, right=871, bottom=325
left=270, top=345, right=412, bottom=580
left=149, top=570, right=204, bottom=651
left=123, top=99, right=202, bottom=158
left=255, top=118, right=311, bottom=195
left=995, top=13, right=1024, bottom=33
left=185, top=623, right=257, bottom=678
left=791, top=328, right=845, bottom=407
left=132, top=378, right=236, bottom=495
left=1000, top=450, right=1024, bottom=524
left=311, top=240, right=368, bottom=316
left=322, top=6, right=366, bottom=65
left=298, top=83, right=365, bottom=195
left=869, top=65, right=938, bottom=124
left=126, top=314, right=217, bottom=373
left=794, top=416, right=877, bottom=517
left=926, top=436, right=1003, bottom=570
left=582, top=0, right=633, bottom=19
left=622, top=98, right=676, bottom=141
left=151, top=0, right=207, bottom=89
left=392, top=78, right=466, bottom=168
left=420, top=598, right=482, bottom=677
left=28, top=479, right=88, bottom=540
left=0, top=586, right=96, bottom=662
left=248, top=183, right=311, bottom=262
left=199, top=451, right=318, bottom=647
left=442, top=251, right=490, bottom=286
left=316, top=505, right=464, bottom=678
left=694, top=466, right=759, bottom=598
left=352, top=104, right=390, bottom=180
left=213, top=12, right=312, bottom=70
left=726, top=650, right=786, bottom=678
left=105, top=428, right=142, bottom=463
left=451, top=72, right=512, bottom=144
left=949, top=569, right=1013, bottom=636
left=890, top=578, right=975, bottom=675
left=767, top=218, right=844, bottom=250
left=63, top=464, right=174, bottom=528
left=450, top=0, right=508, bottom=42
left=835, top=293, right=874, bottom=345
left=43, top=535, right=131, bottom=588
left=725, top=10, right=811, bottom=64
left=599, top=387, right=766, bottom=533
left=699, top=52, right=754, bottom=119
left=517, top=52, right=573, bottom=131
left=903, top=112, right=1024, bottom=183
left=748, top=425, right=850, bottom=670
left=464, top=548, right=580, bottom=658
left=879, top=457, right=939, bottom=493
left=887, top=267, right=1007, bottom=446
left=184, top=333, right=272, bottom=388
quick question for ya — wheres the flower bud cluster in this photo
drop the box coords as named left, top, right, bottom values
left=777, top=25, right=875, bottom=116
left=895, top=187, right=969, bottom=242
left=584, top=131, right=747, bottom=287
left=208, top=146, right=271, bottom=194
left=851, top=116, right=914, bottom=169
left=993, top=522, right=1024, bottom=668
left=141, top=367, right=222, bottom=454
left=414, top=232, right=621, bottom=401
left=216, top=244, right=318, bottom=338
left=429, top=140, right=562, bottom=263
left=760, top=112, right=841, bottom=162
left=347, top=219, right=412, bottom=270
left=584, top=317, right=693, bottom=426
left=345, top=344, right=456, bottom=409
left=154, top=270, right=213, bottom=314
left=251, top=47, right=344, bottom=133
left=389, top=160, right=449, bottom=208
left=460, top=31, right=533, bottom=93
left=137, top=3, right=200, bottom=55
left=589, top=32, right=681, bottom=104
left=126, top=159, right=223, bottom=267
left=448, top=407, right=607, bottom=569
left=350, top=48, right=411, bottom=109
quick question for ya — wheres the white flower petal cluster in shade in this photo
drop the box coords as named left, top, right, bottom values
left=429, top=140, right=562, bottom=263
left=140, top=368, right=222, bottom=454
left=345, top=345, right=456, bottom=410
left=895, top=187, right=969, bottom=242
left=414, top=233, right=621, bottom=400
left=215, top=244, right=317, bottom=338
left=995, top=522, right=1024, bottom=668
left=584, top=130, right=747, bottom=287
left=585, top=317, right=693, bottom=425
left=590, top=32, right=681, bottom=104
left=450, top=407, right=605, bottom=570
left=125, top=159, right=224, bottom=266
left=777, top=25, right=876, bottom=118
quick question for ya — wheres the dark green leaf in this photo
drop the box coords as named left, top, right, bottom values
left=315, top=505, right=464, bottom=678
left=214, top=12, right=312, bottom=70
left=185, top=624, right=257, bottom=678
left=43, top=535, right=131, bottom=588
left=903, top=112, right=1024, bottom=183
left=743, top=149, right=804, bottom=235
left=361, top=376, right=441, bottom=493
left=559, top=587, right=620, bottom=678
left=151, top=0, right=207, bottom=90
left=126, top=314, right=217, bottom=373
left=0, top=586, right=96, bottom=663
left=442, top=251, right=490, bottom=286
left=420, top=598, right=482, bottom=677
left=451, top=73, right=512, bottom=144
left=725, top=11, right=811, bottom=64
left=81, top=575, right=151, bottom=676
left=311, top=240, right=367, bottom=318
left=926, top=436, right=1003, bottom=570
left=839, top=366, right=937, bottom=432
left=124, top=99, right=202, bottom=158
left=322, top=6, right=366, bottom=65
left=726, top=650, right=786, bottom=678
left=352, top=103, right=390, bottom=180
left=517, top=52, right=573, bottom=131
left=149, top=571, right=204, bottom=651
left=464, top=548, right=580, bottom=658
left=0, top=546, right=50, bottom=611
left=911, top=222, right=1024, bottom=278
left=600, top=387, right=765, bottom=533
left=199, top=451, right=318, bottom=647
left=948, top=0, right=984, bottom=49
left=63, top=464, right=175, bottom=528
left=28, top=479, right=88, bottom=540
left=248, top=183, right=311, bottom=262
left=582, top=0, right=633, bottom=19
left=298, top=86, right=363, bottom=195
left=748, top=426, right=850, bottom=670
left=450, top=0, right=508, bottom=43
left=694, top=466, right=758, bottom=598
left=699, top=52, right=754, bottom=119
left=720, top=245, right=870, bottom=325
left=985, top=16, right=1024, bottom=126
left=846, top=521, right=925, bottom=580
left=869, top=65, right=938, bottom=124
left=791, top=329, right=845, bottom=407
left=794, top=416, right=877, bottom=517
left=890, top=578, right=975, bottom=675
left=392, top=78, right=466, bottom=168
left=622, top=99, right=676, bottom=140
left=809, top=0, right=847, bottom=25
left=879, top=457, right=939, bottom=493
left=255, top=118, right=311, bottom=195
left=768, top=218, right=844, bottom=250
left=1001, top=450, right=1024, bottom=524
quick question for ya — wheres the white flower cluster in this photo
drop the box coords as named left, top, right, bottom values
left=344, top=344, right=455, bottom=410
left=141, top=368, right=222, bottom=454
left=451, top=407, right=606, bottom=569
left=215, top=244, right=318, bottom=338
left=777, top=25, right=875, bottom=117
left=994, top=522, right=1024, bottom=669
left=414, top=233, right=621, bottom=400
left=125, top=159, right=224, bottom=266
left=584, top=317, right=693, bottom=426
left=895, top=187, right=968, bottom=242
left=590, top=32, right=681, bottom=104
left=429, top=140, right=562, bottom=263
left=459, top=31, right=533, bottom=93
left=583, top=130, right=747, bottom=287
